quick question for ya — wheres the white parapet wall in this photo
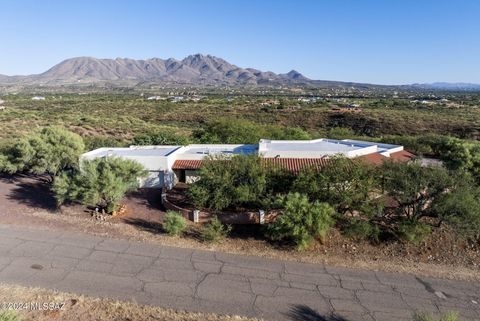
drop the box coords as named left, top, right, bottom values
left=80, top=146, right=181, bottom=189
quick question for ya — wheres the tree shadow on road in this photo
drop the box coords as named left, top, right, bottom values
left=285, top=305, right=350, bottom=321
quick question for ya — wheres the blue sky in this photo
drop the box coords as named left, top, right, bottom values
left=0, top=0, right=479, bottom=84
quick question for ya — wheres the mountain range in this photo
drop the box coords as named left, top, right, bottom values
left=0, top=54, right=478, bottom=90
left=0, top=54, right=316, bottom=87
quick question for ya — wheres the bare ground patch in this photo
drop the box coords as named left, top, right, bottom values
left=0, top=283, right=260, bottom=321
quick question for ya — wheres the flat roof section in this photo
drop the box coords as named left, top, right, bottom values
left=341, top=139, right=401, bottom=152
left=177, top=144, right=258, bottom=156
left=261, top=140, right=360, bottom=153
left=83, top=146, right=181, bottom=158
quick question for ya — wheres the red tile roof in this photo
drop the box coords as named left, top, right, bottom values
left=172, top=158, right=331, bottom=172
left=263, top=158, right=330, bottom=173
left=390, top=150, right=415, bottom=162
left=359, top=153, right=388, bottom=165
left=172, top=160, right=203, bottom=170
left=359, top=150, right=415, bottom=165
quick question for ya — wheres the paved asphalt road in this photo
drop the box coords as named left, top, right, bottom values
left=0, top=224, right=478, bottom=321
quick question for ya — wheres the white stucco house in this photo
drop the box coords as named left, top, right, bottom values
left=80, top=139, right=413, bottom=189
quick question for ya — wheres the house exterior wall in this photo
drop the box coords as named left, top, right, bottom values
left=81, top=139, right=406, bottom=190
left=80, top=151, right=175, bottom=189
left=185, top=170, right=200, bottom=184
left=138, top=171, right=164, bottom=188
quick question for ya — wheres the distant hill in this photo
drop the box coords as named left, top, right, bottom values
left=0, top=54, right=478, bottom=91
left=0, top=54, right=320, bottom=87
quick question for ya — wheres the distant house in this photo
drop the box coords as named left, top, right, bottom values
left=81, top=139, right=413, bottom=189
left=31, top=96, right=46, bottom=101
left=170, top=96, right=185, bottom=103
left=146, top=96, right=166, bottom=101
left=260, top=99, right=279, bottom=106
left=298, top=97, right=320, bottom=103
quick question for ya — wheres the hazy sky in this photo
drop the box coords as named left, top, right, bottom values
left=0, top=0, right=479, bottom=84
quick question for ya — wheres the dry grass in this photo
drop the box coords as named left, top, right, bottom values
left=0, top=283, right=261, bottom=321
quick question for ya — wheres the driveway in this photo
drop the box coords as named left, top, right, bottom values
left=0, top=224, right=478, bottom=321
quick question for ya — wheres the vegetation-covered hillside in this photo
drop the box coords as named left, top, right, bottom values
left=1, top=92, right=480, bottom=147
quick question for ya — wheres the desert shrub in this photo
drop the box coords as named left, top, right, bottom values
left=201, top=217, right=232, bottom=242
left=381, top=161, right=453, bottom=222
left=53, top=157, right=147, bottom=213
left=416, top=134, right=452, bottom=156
left=383, top=162, right=480, bottom=242
left=293, top=157, right=379, bottom=216
left=163, top=211, right=187, bottom=236
left=0, top=126, right=84, bottom=180
left=431, top=185, right=480, bottom=241
left=380, top=134, right=450, bottom=156
left=0, top=153, right=18, bottom=174
left=441, top=138, right=474, bottom=170
left=188, top=155, right=267, bottom=210
left=267, top=193, right=335, bottom=250
left=441, top=139, right=480, bottom=182
left=193, top=119, right=261, bottom=144
left=0, top=310, right=21, bottom=321
left=343, top=218, right=380, bottom=243
left=266, top=126, right=311, bottom=140
left=84, top=136, right=125, bottom=150
left=412, top=311, right=458, bottom=321
left=397, top=220, right=431, bottom=244
left=193, top=119, right=310, bottom=144
left=133, top=130, right=189, bottom=146
left=264, top=166, right=296, bottom=199
left=327, top=127, right=355, bottom=139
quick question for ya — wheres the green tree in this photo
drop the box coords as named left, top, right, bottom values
left=193, top=119, right=310, bottom=144
left=327, top=127, right=354, bottom=139
left=0, top=139, right=34, bottom=174
left=193, top=119, right=261, bottom=144
left=293, top=157, right=380, bottom=216
left=0, top=127, right=84, bottom=181
left=133, top=130, right=189, bottom=146
left=53, top=157, right=147, bottom=213
left=431, top=184, right=480, bottom=241
left=84, top=136, right=125, bottom=150
left=267, top=193, right=335, bottom=250
left=381, top=161, right=453, bottom=222
left=188, top=155, right=267, bottom=210
left=441, top=138, right=473, bottom=171
left=380, top=134, right=451, bottom=156
left=266, top=126, right=311, bottom=140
